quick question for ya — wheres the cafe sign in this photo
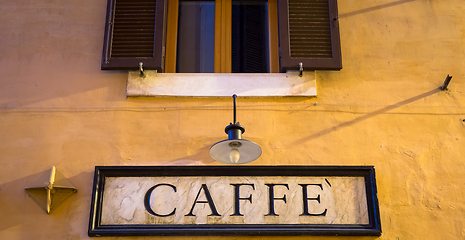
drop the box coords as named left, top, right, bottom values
left=88, top=166, right=381, bottom=236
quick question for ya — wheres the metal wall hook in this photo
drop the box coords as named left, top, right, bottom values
left=440, top=74, right=452, bottom=90
left=139, top=62, right=144, bottom=76
left=299, top=62, right=303, bottom=77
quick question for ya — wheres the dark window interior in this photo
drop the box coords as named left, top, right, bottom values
left=232, top=1, right=269, bottom=73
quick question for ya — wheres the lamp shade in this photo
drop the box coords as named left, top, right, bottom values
left=209, top=139, right=262, bottom=164
left=209, top=95, right=262, bottom=164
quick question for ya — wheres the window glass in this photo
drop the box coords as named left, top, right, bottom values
left=176, top=1, right=215, bottom=73
left=232, top=0, right=269, bottom=73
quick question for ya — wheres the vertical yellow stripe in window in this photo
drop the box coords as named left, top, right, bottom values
left=268, top=0, right=279, bottom=73
left=215, top=0, right=231, bottom=73
left=165, top=0, right=179, bottom=73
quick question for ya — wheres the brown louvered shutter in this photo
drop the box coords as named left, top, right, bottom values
left=278, top=0, right=341, bottom=72
left=101, top=0, right=166, bottom=71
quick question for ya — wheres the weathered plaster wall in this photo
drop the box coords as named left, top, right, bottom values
left=0, top=0, right=464, bottom=239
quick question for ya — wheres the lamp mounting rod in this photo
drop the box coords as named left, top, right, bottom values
left=233, top=94, right=237, bottom=124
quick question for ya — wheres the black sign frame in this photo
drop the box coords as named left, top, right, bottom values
left=88, top=166, right=381, bottom=237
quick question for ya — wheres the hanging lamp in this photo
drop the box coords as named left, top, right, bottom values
left=209, top=94, right=262, bottom=164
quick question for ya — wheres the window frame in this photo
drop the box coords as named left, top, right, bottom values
left=165, top=0, right=280, bottom=73
left=101, top=0, right=342, bottom=72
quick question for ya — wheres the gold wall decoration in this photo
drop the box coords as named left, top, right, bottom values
left=25, top=166, right=77, bottom=214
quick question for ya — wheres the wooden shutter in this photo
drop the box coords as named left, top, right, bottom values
left=101, top=0, right=166, bottom=71
left=278, top=0, right=341, bottom=71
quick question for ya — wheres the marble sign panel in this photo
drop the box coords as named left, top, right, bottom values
left=88, top=166, right=381, bottom=236
left=100, top=176, right=368, bottom=225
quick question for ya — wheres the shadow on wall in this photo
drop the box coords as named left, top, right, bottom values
left=0, top=69, right=128, bottom=108
left=0, top=169, right=93, bottom=236
left=162, top=144, right=216, bottom=165
left=0, top=0, right=128, bottom=108
left=339, top=0, right=416, bottom=19
left=291, top=87, right=442, bottom=146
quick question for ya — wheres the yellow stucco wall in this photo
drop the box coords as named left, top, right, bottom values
left=1, top=0, right=464, bottom=239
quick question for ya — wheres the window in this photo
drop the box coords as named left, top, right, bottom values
left=170, top=0, right=273, bottom=73
left=175, top=1, right=215, bottom=73
left=101, top=0, right=342, bottom=72
left=231, top=1, right=270, bottom=73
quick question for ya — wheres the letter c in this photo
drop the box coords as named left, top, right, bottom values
left=144, top=184, right=177, bottom=217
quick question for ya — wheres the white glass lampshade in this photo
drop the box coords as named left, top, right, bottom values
left=209, top=139, right=262, bottom=164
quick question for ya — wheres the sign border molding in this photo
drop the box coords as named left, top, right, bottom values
left=88, top=166, right=381, bottom=237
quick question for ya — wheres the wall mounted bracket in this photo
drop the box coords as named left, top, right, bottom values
left=440, top=74, right=452, bottom=90
left=25, top=166, right=77, bottom=214
left=139, top=62, right=144, bottom=77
